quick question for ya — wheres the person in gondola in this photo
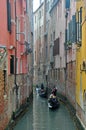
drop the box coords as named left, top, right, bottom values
left=52, top=86, right=57, bottom=96
left=41, top=83, right=44, bottom=92
left=36, top=84, right=40, bottom=94
left=49, top=92, right=56, bottom=103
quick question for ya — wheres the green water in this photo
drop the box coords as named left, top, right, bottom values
left=13, top=92, right=76, bottom=130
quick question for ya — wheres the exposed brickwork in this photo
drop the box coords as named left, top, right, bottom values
left=0, top=69, right=9, bottom=130
left=8, top=74, right=32, bottom=113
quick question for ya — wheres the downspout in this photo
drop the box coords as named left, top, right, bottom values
left=14, top=0, right=18, bottom=109
left=65, top=10, right=68, bottom=99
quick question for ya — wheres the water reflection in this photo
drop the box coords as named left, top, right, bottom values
left=14, top=92, right=76, bottom=130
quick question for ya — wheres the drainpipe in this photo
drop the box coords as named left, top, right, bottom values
left=14, top=0, right=18, bottom=109
left=65, top=10, right=68, bottom=100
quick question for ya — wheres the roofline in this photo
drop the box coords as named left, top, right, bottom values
left=49, top=0, right=59, bottom=14
left=33, top=2, right=44, bottom=14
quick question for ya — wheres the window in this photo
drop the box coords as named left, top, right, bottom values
left=58, top=0, right=62, bottom=19
left=3, top=70, right=7, bottom=94
left=16, top=58, right=18, bottom=74
left=39, top=26, right=41, bottom=36
left=72, top=15, right=77, bottom=43
left=16, top=17, right=20, bottom=41
left=51, top=34, right=52, bottom=41
left=77, top=7, right=82, bottom=44
left=46, top=46, right=48, bottom=59
left=46, top=1, right=49, bottom=12
left=26, top=0, right=28, bottom=13
left=24, top=20, right=26, bottom=41
left=53, top=38, right=60, bottom=56
left=7, top=0, right=11, bottom=32
left=35, top=16, right=36, bottom=23
left=20, top=59, right=22, bottom=73
left=53, top=32, right=55, bottom=41
left=39, top=11, right=41, bottom=19
left=35, top=51, right=36, bottom=62
left=67, top=14, right=77, bottom=44
left=10, top=55, right=14, bottom=74
left=58, top=69, right=60, bottom=80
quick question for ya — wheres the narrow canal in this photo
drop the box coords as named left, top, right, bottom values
left=13, top=91, right=76, bottom=130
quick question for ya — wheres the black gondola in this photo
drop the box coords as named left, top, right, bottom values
left=48, top=97, right=60, bottom=109
left=39, top=92, right=47, bottom=98
left=39, top=86, right=48, bottom=98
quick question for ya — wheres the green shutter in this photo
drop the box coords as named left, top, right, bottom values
left=72, top=15, right=77, bottom=43
left=7, top=0, right=11, bottom=32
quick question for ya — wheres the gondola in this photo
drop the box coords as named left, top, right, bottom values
left=39, top=88, right=48, bottom=98
left=39, top=90, right=47, bottom=98
left=48, top=97, right=60, bottom=109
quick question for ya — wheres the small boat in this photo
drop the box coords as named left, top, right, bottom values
left=48, top=97, right=60, bottom=109
left=39, top=88, right=48, bottom=98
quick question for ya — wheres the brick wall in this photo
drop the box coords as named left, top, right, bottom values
left=0, top=69, right=9, bottom=130
left=0, top=71, right=33, bottom=130
left=8, top=74, right=33, bottom=114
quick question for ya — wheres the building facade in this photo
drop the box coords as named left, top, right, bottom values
left=34, top=2, right=44, bottom=85
left=0, top=1, right=9, bottom=129
left=65, top=0, right=76, bottom=107
left=33, top=0, right=86, bottom=128
left=76, top=0, right=86, bottom=128
left=45, top=0, right=66, bottom=93
left=0, top=0, right=33, bottom=129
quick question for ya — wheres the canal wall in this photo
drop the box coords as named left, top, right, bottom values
left=5, top=92, right=33, bottom=130
left=57, top=92, right=85, bottom=130
left=45, top=85, right=84, bottom=130
left=0, top=68, right=9, bottom=130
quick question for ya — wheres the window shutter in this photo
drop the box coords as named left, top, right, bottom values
left=65, top=0, right=70, bottom=9
left=10, top=55, right=14, bottom=74
left=7, top=0, right=11, bottom=32
left=69, top=23, right=71, bottom=41
left=70, top=20, right=73, bottom=43
left=72, top=15, right=77, bottom=42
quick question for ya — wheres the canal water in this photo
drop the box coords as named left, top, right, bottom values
left=13, top=92, right=76, bottom=130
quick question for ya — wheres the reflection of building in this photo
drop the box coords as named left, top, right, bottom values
left=76, top=0, right=86, bottom=128
left=0, top=0, right=33, bottom=129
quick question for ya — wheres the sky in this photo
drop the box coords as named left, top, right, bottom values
left=33, top=0, right=40, bottom=12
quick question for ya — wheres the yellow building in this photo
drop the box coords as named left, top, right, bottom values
left=76, top=0, right=86, bottom=128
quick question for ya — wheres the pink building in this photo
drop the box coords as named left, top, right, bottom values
left=0, top=0, right=33, bottom=129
